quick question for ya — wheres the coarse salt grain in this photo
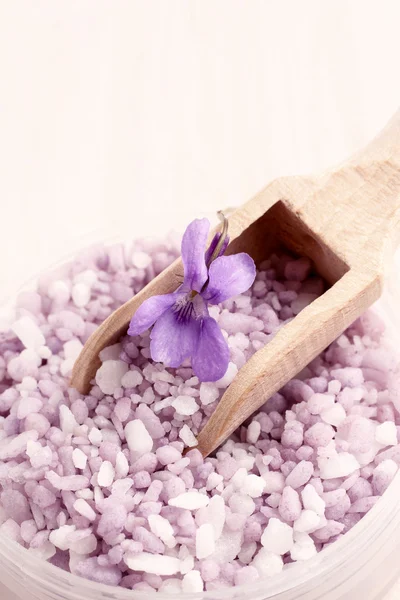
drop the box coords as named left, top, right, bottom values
left=261, top=518, right=294, bottom=555
left=171, top=396, right=199, bottom=416
left=169, top=491, right=209, bottom=510
left=97, top=461, right=115, bottom=487
left=124, top=420, right=153, bottom=456
left=124, top=552, right=181, bottom=576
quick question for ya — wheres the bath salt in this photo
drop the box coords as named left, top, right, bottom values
left=0, top=236, right=399, bottom=592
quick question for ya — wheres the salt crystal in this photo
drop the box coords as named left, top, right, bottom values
left=70, top=533, right=97, bottom=555
left=95, top=360, right=129, bottom=395
left=132, top=251, right=151, bottom=269
left=205, top=495, right=226, bottom=540
left=211, top=528, right=243, bottom=563
left=182, top=570, right=204, bottom=593
left=179, top=425, right=198, bottom=448
left=290, top=532, right=317, bottom=561
left=115, top=451, right=129, bottom=478
left=247, top=421, right=261, bottom=444
left=17, top=397, right=43, bottom=420
left=125, top=420, right=153, bottom=456
left=301, top=484, right=326, bottom=516
left=72, top=448, right=88, bottom=470
left=318, top=452, right=360, bottom=479
left=228, top=493, right=255, bottom=516
left=49, top=525, right=76, bottom=551
left=199, top=383, right=219, bottom=406
left=72, top=283, right=91, bottom=308
left=63, top=339, right=84, bottom=361
left=321, top=403, right=347, bottom=427
left=48, top=280, right=70, bottom=303
left=124, top=552, right=181, bottom=576
left=12, top=316, right=45, bottom=349
left=196, top=523, right=215, bottom=559
left=241, top=474, right=265, bottom=498
left=148, top=514, right=175, bottom=548
left=261, top=518, right=294, bottom=555
left=285, top=461, right=313, bottom=488
left=121, top=369, right=143, bottom=389
left=98, top=461, right=115, bottom=487
left=206, top=472, right=223, bottom=491
left=262, top=471, right=285, bottom=493
left=73, top=499, right=96, bottom=521
left=88, top=427, right=102, bottom=446
left=293, top=509, right=320, bottom=533
left=156, top=445, right=181, bottom=465
left=375, top=421, right=398, bottom=446
left=171, top=396, right=199, bottom=416
left=59, top=405, right=78, bottom=435
left=252, top=548, right=283, bottom=577
left=216, top=362, right=238, bottom=388
left=169, top=491, right=209, bottom=510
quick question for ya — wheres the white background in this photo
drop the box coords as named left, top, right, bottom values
left=1, top=1, right=400, bottom=598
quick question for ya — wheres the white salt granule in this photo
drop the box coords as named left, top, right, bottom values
left=131, top=251, right=152, bottom=269
left=97, top=461, right=115, bottom=487
left=63, top=339, right=84, bottom=361
left=168, top=491, right=209, bottom=510
left=216, top=362, right=238, bottom=388
left=12, top=316, right=45, bottom=349
left=95, top=360, right=129, bottom=395
left=252, top=548, right=283, bottom=577
left=375, top=421, right=398, bottom=446
left=196, top=523, right=215, bottom=559
left=179, top=425, right=198, bottom=447
left=49, top=525, right=76, bottom=551
left=182, top=570, right=204, bottom=593
left=17, top=397, right=43, bottom=420
left=261, top=518, right=294, bottom=555
left=115, top=451, right=129, bottom=478
left=73, top=499, right=96, bottom=521
left=293, top=510, right=321, bottom=533
left=171, top=396, right=199, bottom=416
left=321, top=403, right=347, bottom=426
left=199, top=382, right=219, bottom=406
left=301, top=484, right=326, bottom=516
left=121, top=369, right=143, bottom=388
left=59, top=405, right=78, bottom=435
left=88, top=427, right=102, bottom=446
left=318, top=452, right=360, bottom=479
left=72, top=448, right=88, bottom=470
left=124, top=552, right=182, bottom=575
left=241, top=474, right=265, bottom=498
left=71, top=283, right=91, bottom=308
left=124, top=420, right=153, bottom=455
left=148, top=514, right=176, bottom=548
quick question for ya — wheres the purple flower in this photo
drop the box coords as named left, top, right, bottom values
left=128, top=217, right=256, bottom=381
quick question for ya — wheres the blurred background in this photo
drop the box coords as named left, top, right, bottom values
left=1, top=2, right=400, bottom=597
left=1, top=0, right=400, bottom=295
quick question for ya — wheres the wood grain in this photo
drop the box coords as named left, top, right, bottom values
left=72, top=108, right=400, bottom=457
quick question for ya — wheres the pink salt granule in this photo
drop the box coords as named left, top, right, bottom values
left=0, top=235, right=399, bottom=593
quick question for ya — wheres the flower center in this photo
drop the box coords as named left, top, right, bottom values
left=173, top=296, right=195, bottom=324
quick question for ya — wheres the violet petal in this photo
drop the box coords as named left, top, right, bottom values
left=203, top=253, right=256, bottom=304
left=128, top=292, right=183, bottom=336
left=181, top=218, right=210, bottom=293
left=150, top=308, right=199, bottom=368
left=192, top=316, right=230, bottom=382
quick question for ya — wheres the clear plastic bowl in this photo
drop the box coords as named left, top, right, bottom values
left=1, top=229, right=400, bottom=600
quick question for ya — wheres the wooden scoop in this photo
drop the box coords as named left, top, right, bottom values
left=71, top=108, right=400, bottom=457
